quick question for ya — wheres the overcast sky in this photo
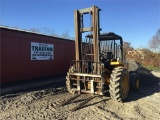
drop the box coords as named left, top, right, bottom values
left=0, top=0, right=160, bottom=48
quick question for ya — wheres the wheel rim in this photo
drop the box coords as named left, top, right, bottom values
left=122, top=75, right=129, bottom=95
left=136, top=78, right=140, bottom=89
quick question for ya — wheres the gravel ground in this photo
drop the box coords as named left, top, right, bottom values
left=0, top=70, right=160, bottom=120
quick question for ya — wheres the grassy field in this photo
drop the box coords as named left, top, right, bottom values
left=145, top=66, right=160, bottom=71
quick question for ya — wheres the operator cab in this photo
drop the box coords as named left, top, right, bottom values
left=84, top=32, right=123, bottom=70
left=85, top=32, right=123, bottom=63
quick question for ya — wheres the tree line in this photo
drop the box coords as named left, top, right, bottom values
left=29, top=27, right=74, bottom=40
left=124, top=28, right=160, bottom=67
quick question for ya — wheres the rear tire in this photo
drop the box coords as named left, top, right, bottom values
left=130, top=73, right=140, bottom=92
left=109, top=67, right=130, bottom=102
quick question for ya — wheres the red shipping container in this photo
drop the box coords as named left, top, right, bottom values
left=0, top=26, right=75, bottom=83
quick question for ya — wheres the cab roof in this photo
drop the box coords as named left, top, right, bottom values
left=86, top=32, right=123, bottom=41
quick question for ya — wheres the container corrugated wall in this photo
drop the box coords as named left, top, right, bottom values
left=0, top=27, right=75, bottom=83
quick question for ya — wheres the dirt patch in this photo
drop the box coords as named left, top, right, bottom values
left=0, top=63, right=160, bottom=120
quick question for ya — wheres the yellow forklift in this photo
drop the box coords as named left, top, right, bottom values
left=66, top=6, right=140, bottom=102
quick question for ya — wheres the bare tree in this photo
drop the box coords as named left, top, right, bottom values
left=149, top=28, right=160, bottom=53
left=61, top=31, right=71, bottom=39
left=28, top=28, right=74, bottom=39
left=29, top=28, right=41, bottom=33
left=123, top=42, right=133, bottom=55
left=50, top=29, right=59, bottom=37
left=41, top=27, right=51, bottom=34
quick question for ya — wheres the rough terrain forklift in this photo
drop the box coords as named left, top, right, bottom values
left=66, top=6, right=140, bottom=102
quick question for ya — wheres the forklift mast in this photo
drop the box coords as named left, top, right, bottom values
left=74, top=6, right=101, bottom=74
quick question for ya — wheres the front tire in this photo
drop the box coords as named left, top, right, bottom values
left=66, top=67, right=76, bottom=94
left=109, top=67, right=130, bottom=102
left=66, top=72, right=72, bottom=93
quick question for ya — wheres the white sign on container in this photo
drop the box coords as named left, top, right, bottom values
left=31, top=42, right=54, bottom=60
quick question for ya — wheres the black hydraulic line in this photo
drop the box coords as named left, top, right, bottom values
left=85, top=37, right=91, bottom=60
left=90, top=38, right=92, bottom=60
left=81, top=15, right=84, bottom=29
left=114, top=43, right=117, bottom=59
left=118, top=45, right=121, bottom=61
left=114, top=40, right=115, bottom=59
left=91, top=38, right=93, bottom=61
left=83, top=37, right=86, bottom=60
left=120, top=38, right=123, bottom=62
left=88, top=38, right=90, bottom=60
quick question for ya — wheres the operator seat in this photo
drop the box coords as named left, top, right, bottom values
left=104, top=52, right=114, bottom=70
left=106, top=51, right=113, bottom=59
